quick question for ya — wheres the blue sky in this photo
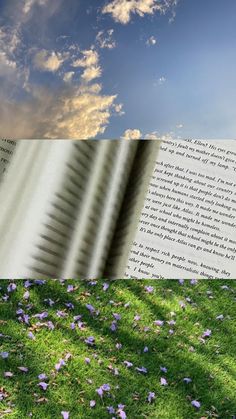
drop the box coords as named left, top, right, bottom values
left=0, top=0, right=236, bottom=139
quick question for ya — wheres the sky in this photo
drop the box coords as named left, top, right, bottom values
left=0, top=0, right=236, bottom=139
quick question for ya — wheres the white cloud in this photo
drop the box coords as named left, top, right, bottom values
left=81, top=65, right=102, bottom=82
left=72, top=49, right=102, bottom=83
left=0, top=83, right=119, bottom=139
left=0, top=27, right=20, bottom=76
left=176, top=123, right=183, bottom=129
left=121, top=129, right=142, bottom=139
left=96, top=29, right=116, bottom=49
left=114, top=103, right=125, bottom=115
left=72, top=50, right=99, bottom=68
left=0, top=52, right=17, bottom=73
left=158, top=76, right=166, bottom=84
left=144, top=131, right=174, bottom=140
left=102, top=0, right=178, bottom=25
left=45, top=84, right=118, bottom=138
left=34, top=50, right=64, bottom=72
left=63, top=71, right=75, bottom=83
left=23, top=0, right=49, bottom=15
left=146, top=36, right=157, bottom=46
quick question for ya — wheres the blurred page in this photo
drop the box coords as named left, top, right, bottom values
left=0, top=140, right=137, bottom=278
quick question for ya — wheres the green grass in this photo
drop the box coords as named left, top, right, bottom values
left=0, top=280, right=236, bottom=419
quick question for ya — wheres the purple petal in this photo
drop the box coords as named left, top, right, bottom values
left=38, top=373, right=47, bottom=380
left=103, top=282, right=109, bottom=291
left=102, top=384, right=111, bottom=392
left=107, top=406, right=115, bottom=414
left=86, top=304, right=95, bottom=313
left=202, top=329, right=212, bottom=338
left=154, top=320, right=164, bottom=327
left=18, top=367, right=28, bottom=373
left=113, top=313, right=121, bottom=321
left=4, top=371, right=13, bottom=378
left=135, top=366, right=147, bottom=374
left=0, top=352, right=9, bottom=359
left=147, top=391, right=155, bottom=403
left=144, top=286, right=154, bottom=293
left=90, top=400, right=96, bottom=408
left=28, top=332, right=35, bottom=340
left=191, top=400, right=201, bottom=409
left=61, top=412, right=70, bottom=419
left=123, top=361, right=133, bottom=368
left=96, top=387, right=103, bottom=397
left=183, top=377, right=192, bottom=384
left=160, top=377, right=168, bottom=386
left=38, top=382, right=48, bottom=390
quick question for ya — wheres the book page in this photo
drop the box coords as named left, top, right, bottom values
left=0, top=139, right=17, bottom=181
left=125, top=140, right=236, bottom=279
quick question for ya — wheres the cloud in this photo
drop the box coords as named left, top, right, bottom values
left=0, top=83, right=118, bottom=139
left=0, top=52, right=17, bottom=73
left=81, top=66, right=102, bottom=82
left=34, top=50, right=65, bottom=72
left=72, top=50, right=99, bottom=68
left=146, top=36, right=157, bottom=46
left=158, top=76, right=166, bottom=84
left=0, top=27, right=20, bottom=77
left=63, top=71, right=75, bottom=83
left=114, top=103, right=124, bottom=115
left=0, top=2, right=123, bottom=138
left=72, top=49, right=102, bottom=83
left=121, top=129, right=174, bottom=140
left=46, top=85, right=117, bottom=138
left=144, top=131, right=172, bottom=139
left=23, top=0, right=49, bottom=15
left=102, top=0, right=178, bottom=24
left=96, top=29, right=116, bottom=49
left=121, top=129, right=142, bottom=139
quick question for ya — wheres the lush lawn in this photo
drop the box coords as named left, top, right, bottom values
left=0, top=280, right=236, bottom=419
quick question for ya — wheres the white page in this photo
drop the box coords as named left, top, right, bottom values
left=125, top=140, right=236, bottom=279
left=0, top=140, right=17, bottom=181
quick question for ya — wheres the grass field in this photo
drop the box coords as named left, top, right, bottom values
left=0, top=280, right=236, bottom=418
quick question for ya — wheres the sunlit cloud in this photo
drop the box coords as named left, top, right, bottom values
left=146, top=36, right=157, bottom=46
left=96, top=29, right=116, bottom=49
left=0, top=84, right=119, bottom=139
left=34, top=50, right=65, bottom=72
left=72, top=50, right=99, bottom=68
left=63, top=71, right=75, bottom=83
left=121, top=129, right=142, bottom=139
left=102, top=0, right=178, bottom=24
left=81, top=65, right=102, bottom=82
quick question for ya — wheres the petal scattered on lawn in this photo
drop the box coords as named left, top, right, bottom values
left=0, top=352, right=9, bottom=359
left=191, top=400, right=201, bottom=409
left=160, top=377, right=168, bottom=386
left=38, top=382, right=48, bottom=390
left=147, top=391, right=155, bottom=403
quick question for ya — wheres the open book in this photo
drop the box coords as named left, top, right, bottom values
left=0, top=139, right=236, bottom=279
